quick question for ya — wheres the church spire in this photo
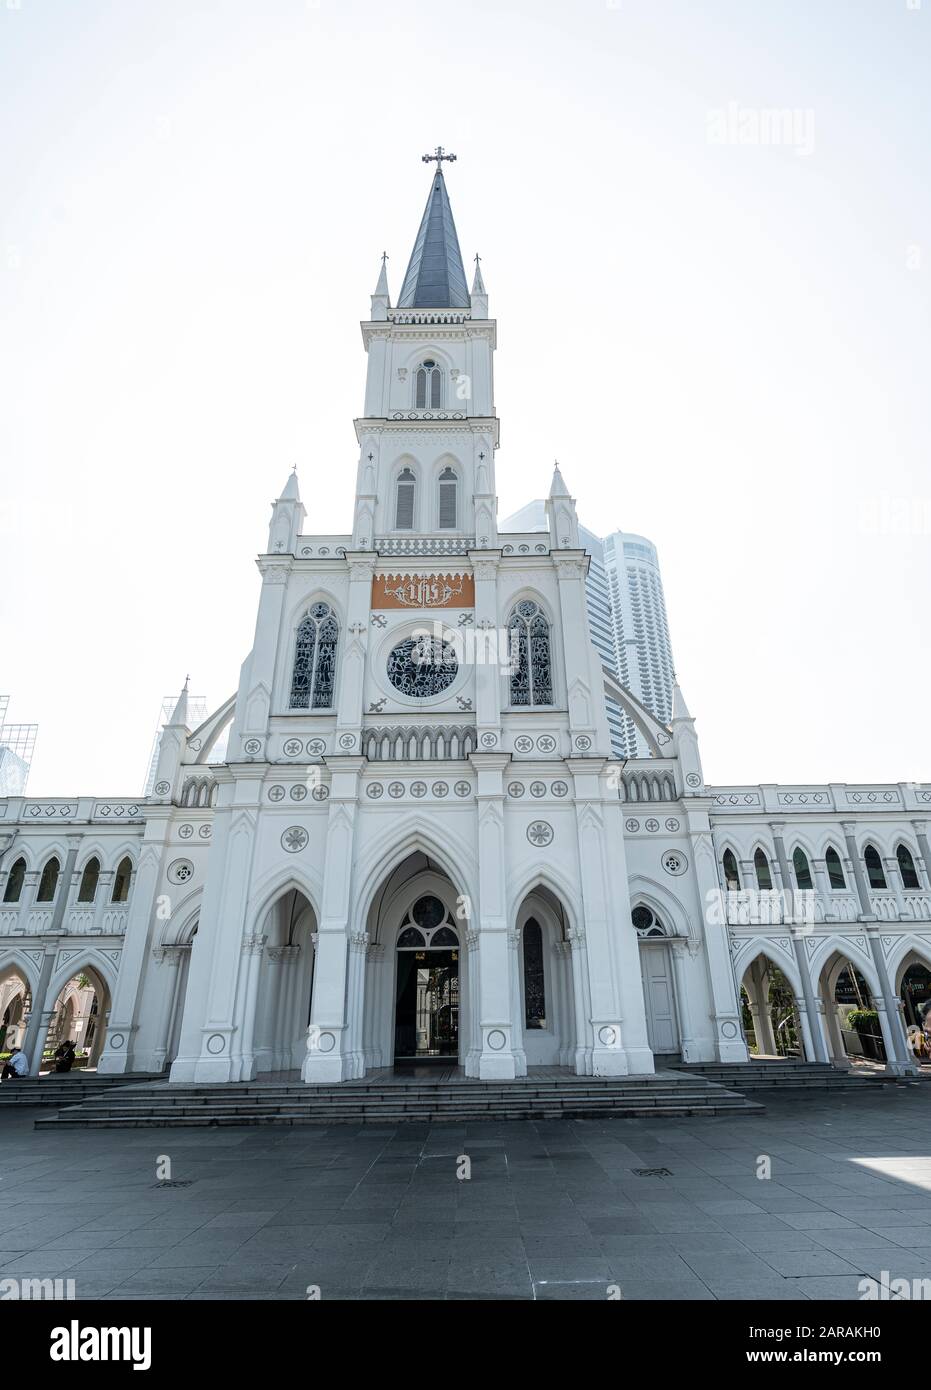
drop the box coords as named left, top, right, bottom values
left=167, top=676, right=190, bottom=730
left=549, top=461, right=570, bottom=498
left=470, top=253, right=488, bottom=317
left=371, top=252, right=390, bottom=320
left=397, top=151, right=469, bottom=309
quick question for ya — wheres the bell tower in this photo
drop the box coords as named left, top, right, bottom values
left=352, top=151, right=498, bottom=554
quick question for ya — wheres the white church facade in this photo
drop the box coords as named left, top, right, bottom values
left=2, top=158, right=931, bottom=1087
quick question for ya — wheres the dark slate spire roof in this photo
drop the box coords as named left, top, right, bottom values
left=397, top=168, right=470, bottom=309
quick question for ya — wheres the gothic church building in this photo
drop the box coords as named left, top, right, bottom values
left=3, top=160, right=930, bottom=1086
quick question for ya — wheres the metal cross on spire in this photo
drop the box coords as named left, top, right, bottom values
left=422, top=145, right=457, bottom=171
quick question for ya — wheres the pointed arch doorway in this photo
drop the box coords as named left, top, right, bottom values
left=361, top=852, right=469, bottom=1071
left=393, top=895, right=460, bottom=1064
left=632, top=905, right=680, bottom=1058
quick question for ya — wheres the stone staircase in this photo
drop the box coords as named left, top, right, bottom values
left=670, top=1060, right=894, bottom=1092
left=0, top=1074, right=151, bottom=1108
left=33, top=1071, right=762, bottom=1128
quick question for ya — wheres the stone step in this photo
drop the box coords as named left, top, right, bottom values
left=34, top=1075, right=762, bottom=1127
left=0, top=1075, right=151, bottom=1106
left=39, top=1105, right=758, bottom=1128
left=670, top=1062, right=890, bottom=1092
left=99, top=1083, right=731, bottom=1103
left=45, top=1090, right=749, bottom=1117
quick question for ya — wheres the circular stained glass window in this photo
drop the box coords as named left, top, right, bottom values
left=386, top=636, right=458, bottom=699
left=411, top=895, right=446, bottom=930
left=631, top=905, right=665, bottom=937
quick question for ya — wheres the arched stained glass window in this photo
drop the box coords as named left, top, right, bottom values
left=508, top=600, right=553, bottom=706
left=722, top=849, right=740, bottom=890
left=897, top=844, right=921, bottom=890
left=864, top=845, right=886, bottom=889
left=289, top=602, right=339, bottom=709
left=3, top=857, right=26, bottom=903
left=754, top=849, right=773, bottom=891
left=793, top=847, right=813, bottom=891
left=523, top=918, right=546, bottom=1029
left=37, top=857, right=60, bottom=903
left=826, top=847, right=846, bottom=889
left=111, top=856, right=133, bottom=903
left=77, top=857, right=100, bottom=904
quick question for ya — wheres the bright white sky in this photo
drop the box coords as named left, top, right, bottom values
left=2, top=0, right=929, bottom=795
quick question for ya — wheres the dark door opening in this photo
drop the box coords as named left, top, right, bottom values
left=394, top=949, right=459, bottom=1064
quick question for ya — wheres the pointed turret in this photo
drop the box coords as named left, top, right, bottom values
left=545, top=461, right=580, bottom=547
left=671, top=679, right=692, bottom=722
left=371, top=253, right=390, bottom=321
left=267, top=467, right=306, bottom=554
left=549, top=462, right=570, bottom=497
left=670, top=675, right=704, bottom=789
left=397, top=165, right=469, bottom=309
left=470, top=253, right=488, bottom=317
left=151, top=678, right=192, bottom=801
left=167, top=676, right=190, bottom=729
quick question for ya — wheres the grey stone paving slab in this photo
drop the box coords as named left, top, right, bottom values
left=3, top=1087, right=931, bottom=1300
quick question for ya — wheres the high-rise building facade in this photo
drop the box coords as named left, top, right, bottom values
left=500, top=509, right=675, bottom=759
left=602, top=532, right=676, bottom=759
left=0, top=697, right=38, bottom=797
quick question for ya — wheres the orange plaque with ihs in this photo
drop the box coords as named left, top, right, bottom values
left=372, top=572, right=475, bottom=610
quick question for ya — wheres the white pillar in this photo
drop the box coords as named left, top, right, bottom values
left=688, top=820, right=748, bottom=1062
left=149, top=947, right=183, bottom=1073
left=303, top=759, right=363, bottom=1083
left=568, top=926, right=593, bottom=1074
left=472, top=754, right=518, bottom=1080
left=508, top=928, right=527, bottom=1076
left=669, top=941, right=702, bottom=1062
left=236, top=934, right=266, bottom=1080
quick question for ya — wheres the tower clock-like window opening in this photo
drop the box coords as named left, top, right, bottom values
left=289, top=602, right=340, bottom=709
left=395, top=468, right=416, bottom=530
left=438, top=467, right=458, bottom=529
left=415, top=360, right=442, bottom=410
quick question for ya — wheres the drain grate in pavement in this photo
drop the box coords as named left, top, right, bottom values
left=631, top=1167, right=673, bottom=1177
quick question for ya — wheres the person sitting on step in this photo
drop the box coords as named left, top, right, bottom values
left=1, top=1047, right=28, bottom=1080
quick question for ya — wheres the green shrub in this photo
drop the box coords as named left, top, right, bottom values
left=846, top=1009, right=880, bottom=1034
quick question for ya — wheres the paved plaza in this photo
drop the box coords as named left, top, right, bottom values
left=1, top=1086, right=931, bottom=1300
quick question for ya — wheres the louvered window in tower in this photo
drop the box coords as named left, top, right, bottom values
left=508, top=600, right=553, bottom=707
left=438, top=467, right=458, bottom=529
left=415, top=360, right=441, bottom=410
left=289, top=603, right=340, bottom=709
left=395, top=468, right=416, bottom=529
